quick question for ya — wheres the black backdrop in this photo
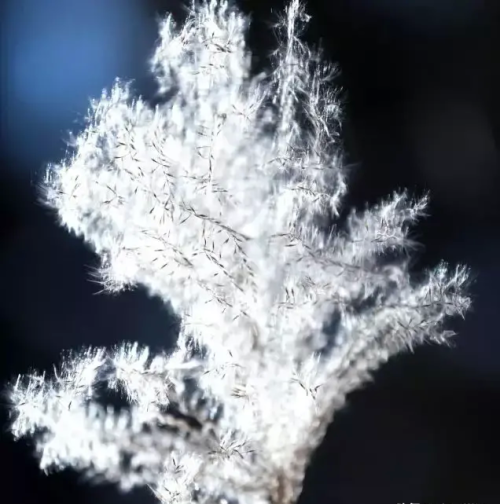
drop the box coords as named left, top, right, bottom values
left=2, top=1, right=500, bottom=503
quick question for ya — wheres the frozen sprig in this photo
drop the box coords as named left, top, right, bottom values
left=8, top=1, right=470, bottom=503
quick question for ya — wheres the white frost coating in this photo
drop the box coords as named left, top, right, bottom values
left=8, top=1, right=470, bottom=503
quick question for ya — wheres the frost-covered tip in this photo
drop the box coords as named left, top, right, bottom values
left=8, top=1, right=470, bottom=504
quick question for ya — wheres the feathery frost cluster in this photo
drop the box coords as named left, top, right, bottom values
left=8, top=1, right=470, bottom=503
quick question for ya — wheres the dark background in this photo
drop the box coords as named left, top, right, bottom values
left=1, top=0, right=500, bottom=503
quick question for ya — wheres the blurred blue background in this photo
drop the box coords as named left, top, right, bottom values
left=2, top=0, right=156, bottom=172
left=2, top=0, right=500, bottom=503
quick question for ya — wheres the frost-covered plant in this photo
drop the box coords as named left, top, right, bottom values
left=8, top=1, right=470, bottom=503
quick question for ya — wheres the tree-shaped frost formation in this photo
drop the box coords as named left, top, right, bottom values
left=8, top=1, right=470, bottom=503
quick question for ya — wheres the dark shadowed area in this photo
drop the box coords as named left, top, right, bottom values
left=1, top=1, right=500, bottom=503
